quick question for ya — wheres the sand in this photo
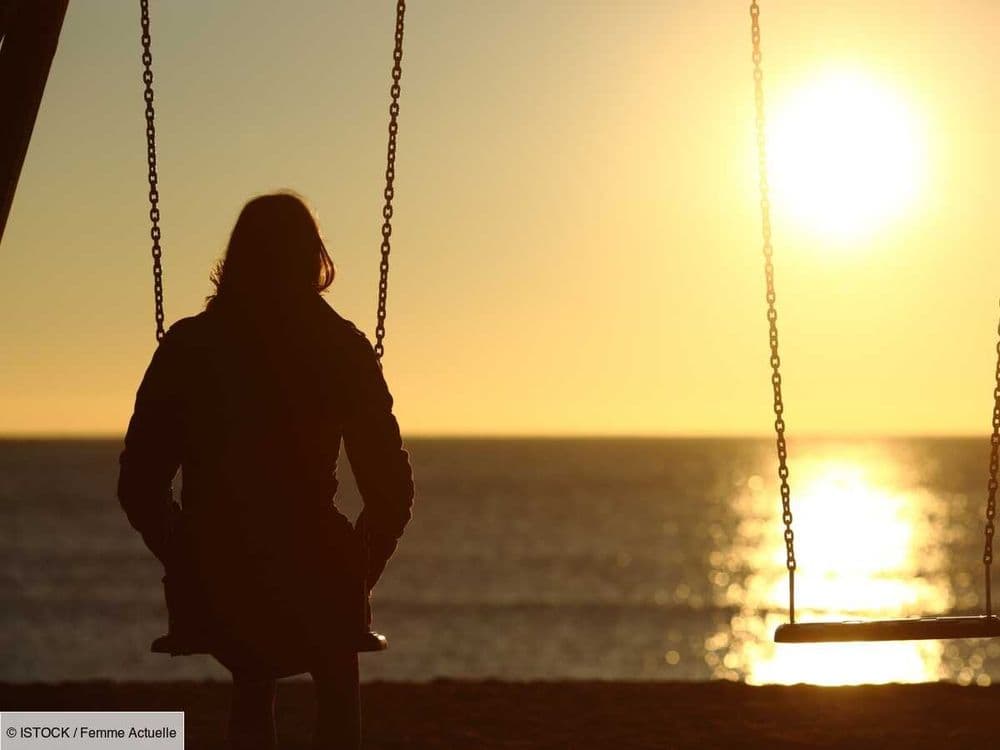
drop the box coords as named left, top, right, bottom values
left=2, top=680, right=997, bottom=749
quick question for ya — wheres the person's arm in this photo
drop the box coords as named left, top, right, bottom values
left=117, top=329, right=184, bottom=566
left=342, top=335, right=414, bottom=588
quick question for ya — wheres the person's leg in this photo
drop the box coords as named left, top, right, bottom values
left=311, top=651, right=361, bottom=750
left=229, top=674, right=278, bottom=750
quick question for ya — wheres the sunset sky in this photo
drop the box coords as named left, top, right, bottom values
left=3, top=0, right=1000, bottom=436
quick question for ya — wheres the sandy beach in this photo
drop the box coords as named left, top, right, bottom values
left=2, top=680, right=997, bottom=749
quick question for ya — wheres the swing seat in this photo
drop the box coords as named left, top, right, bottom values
left=151, top=629, right=388, bottom=655
left=775, top=615, right=1000, bottom=643
left=357, top=630, right=389, bottom=652
left=151, top=574, right=390, bottom=655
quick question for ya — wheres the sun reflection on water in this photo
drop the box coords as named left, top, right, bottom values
left=720, top=450, right=956, bottom=685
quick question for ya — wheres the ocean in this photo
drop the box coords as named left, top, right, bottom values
left=2, top=437, right=1000, bottom=685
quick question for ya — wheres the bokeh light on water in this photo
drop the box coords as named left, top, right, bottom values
left=4, top=438, right=1000, bottom=683
left=712, top=440, right=997, bottom=685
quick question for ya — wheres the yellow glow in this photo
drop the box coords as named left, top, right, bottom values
left=3, top=4, right=1000, bottom=437
left=768, top=68, right=927, bottom=243
left=764, top=462, right=947, bottom=616
left=722, top=452, right=953, bottom=685
left=748, top=614, right=943, bottom=686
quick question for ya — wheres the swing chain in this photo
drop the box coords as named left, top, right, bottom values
left=750, top=1, right=797, bottom=619
left=374, top=0, right=406, bottom=362
left=140, top=0, right=165, bottom=342
left=984, top=305, right=1000, bottom=616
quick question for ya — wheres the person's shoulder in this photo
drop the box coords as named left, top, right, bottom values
left=160, top=312, right=213, bottom=349
left=165, top=312, right=207, bottom=334
left=315, top=298, right=375, bottom=354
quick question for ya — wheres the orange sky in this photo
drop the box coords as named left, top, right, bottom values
left=3, top=0, right=1000, bottom=436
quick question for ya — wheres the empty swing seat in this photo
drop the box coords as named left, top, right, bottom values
left=775, top=615, right=1000, bottom=643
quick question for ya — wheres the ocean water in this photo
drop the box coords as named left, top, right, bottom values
left=3, top=437, right=1000, bottom=685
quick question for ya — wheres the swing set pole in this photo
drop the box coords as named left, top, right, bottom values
left=0, top=0, right=69, bottom=247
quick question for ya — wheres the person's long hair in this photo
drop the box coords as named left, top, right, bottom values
left=207, top=192, right=334, bottom=310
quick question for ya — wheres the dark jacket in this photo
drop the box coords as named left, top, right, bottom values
left=117, top=292, right=413, bottom=675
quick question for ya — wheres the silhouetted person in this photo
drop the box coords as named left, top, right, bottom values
left=118, top=192, right=414, bottom=749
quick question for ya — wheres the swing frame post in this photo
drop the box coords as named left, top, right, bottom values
left=0, top=0, right=69, bottom=246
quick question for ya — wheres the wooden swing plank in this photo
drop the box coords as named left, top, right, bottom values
left=151, top=630, right=387, bottom=655
left=775, top=615, right=1000, bottom=643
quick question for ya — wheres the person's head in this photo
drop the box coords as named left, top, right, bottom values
left=207, top=191, right=334, bottom=308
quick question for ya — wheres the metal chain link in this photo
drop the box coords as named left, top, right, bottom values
left=984, top=305, right=1000, bottom=617
left=750, top=0, right=797, bottom=623
left=373, top=0, right=406, bottom=362
left=140, top=0, right=165, bottom=342
left=363, top=0, right=406, bottom=639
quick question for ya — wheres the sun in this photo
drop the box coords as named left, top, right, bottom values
left=766, top=68, right=927, bottom=244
